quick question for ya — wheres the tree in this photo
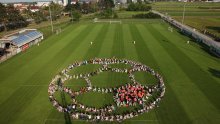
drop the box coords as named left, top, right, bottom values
left=22, top=6, right=34, bottom=19
left=33, top=10, right=47, bottom=24
left=44, top=2, right=63, bottom=21
left=88, top=2, right=97, bottom=13
left=73, top=2, right=81, bottom=11
left=127, top=3, right=136, bottom=11
left=127, top=0, right=132, bottom=4
left=0, top=3, right=28, bottom=31
left=127, top=3, right=151, bottom=11
left=98, top=0, right=115, bottom=10
left=6, top=5, right=21, bottom=22
left=0, top=3, right=7, bottom=31
left=71, top=10, right=81, bottom=21
left=137, top=0, right=142, bottom=3
left=132, top=12, right=160, bottom=19
left=64, top=4, right=73, bottom=12
left=81, top=2, right=89, bottom=14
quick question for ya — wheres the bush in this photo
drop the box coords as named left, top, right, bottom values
left=70, top=11, right=81, bottom=21
left=96, top=9, right=118, bottom=19
left=6, top=21, right=28, bottom=30
left=127, top=3, right=151, bottom=11
left=132, top=12, right=160, bottom=19
left=113, top=12, right=118, bottom=19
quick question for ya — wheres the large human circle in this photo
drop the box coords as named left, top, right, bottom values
left=48, top=58, right=165, bottom=122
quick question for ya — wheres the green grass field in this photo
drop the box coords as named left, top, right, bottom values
left=0, top=19, right=220, bottom=124
left=152, top=2, right=220, bottom=37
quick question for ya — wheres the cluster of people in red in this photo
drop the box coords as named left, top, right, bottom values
left=115, top=84, right=146, bottom=106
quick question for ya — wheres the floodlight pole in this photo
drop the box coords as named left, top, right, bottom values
left=112, top=8, right=113, bottom=19
left=181, top=3, right=186, bottom=24
left=71, top=9, right=73, bottom=23
left=49, top=5, right=54, bottom=33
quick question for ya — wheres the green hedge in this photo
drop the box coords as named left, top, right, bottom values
left=95, top=9, right=118, bottom=19
left=127, top=3, right=152, bottom=11
left=132, top=12, right=161, bottom=19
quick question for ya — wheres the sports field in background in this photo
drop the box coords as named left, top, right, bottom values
left=0, top=19, right=220, bottom=124
left=152, top=2, right=220, bottom=37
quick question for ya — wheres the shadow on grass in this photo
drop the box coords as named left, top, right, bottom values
left=199, top=44, right=220, bottom=58
left=177, top=30, right=220, bottom=58
left=61, top=91, right=72, bottom=124
left=162, top=39, right=169, bottom=43
left=148, top=25, right=220, bottom=111
left=206, top=26, right=220, bottom=33
left=208, top=68, right=220, bottom=78
left=59, top=78, right=72, bottom=124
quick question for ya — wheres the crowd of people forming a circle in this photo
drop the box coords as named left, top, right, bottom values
left=48, top=58, right=165, bottom=122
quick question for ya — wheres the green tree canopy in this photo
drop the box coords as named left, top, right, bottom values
left=98, top=0, right=115, bottom=10
left=0, top=3, right=28, bottom=31
left=71, top=10, right=81, bottom=21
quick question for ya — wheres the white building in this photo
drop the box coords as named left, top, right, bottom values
left=63, top=0, right=69, bottom=6
left=36, top=1, right=51, bottom=7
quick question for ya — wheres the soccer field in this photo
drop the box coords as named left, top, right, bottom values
left=0, top=20, right=220, bottom=124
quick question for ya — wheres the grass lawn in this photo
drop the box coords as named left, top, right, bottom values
left=0, top=19, right=219, bottom=124
left=173, top=16, right=220, bottom=37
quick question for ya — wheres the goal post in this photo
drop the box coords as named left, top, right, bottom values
left=109, top=20, right=122, bottom=24
left=93, top=18, right=122, bottom=24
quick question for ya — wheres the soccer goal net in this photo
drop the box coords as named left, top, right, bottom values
left=93, top=18, right=122, bottom=24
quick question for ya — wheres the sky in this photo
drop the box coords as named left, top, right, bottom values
left=0, top=0, right=53, bottom=3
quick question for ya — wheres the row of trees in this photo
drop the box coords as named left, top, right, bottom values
left=64, top=0, right=115, bottom=12
left=65, top=0, right=115, bottom=20
left=0, top=0, right=116, bottom=32
left=22, top=2, right=63, bottom=24
left=132, top=12, right=160, bottom=19
left=0, top=0, right=154, bottom=32
left=0, top=2, right=63, bottom=32
left=0, top=3, right=28, bottom=32
left=65, top=2, right=96, bottom=14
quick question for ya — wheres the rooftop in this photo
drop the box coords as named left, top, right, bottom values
left=0, top=29, right=43, bottom=47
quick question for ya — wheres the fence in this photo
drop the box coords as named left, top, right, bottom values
left=94, top=20, right=122, bottom=24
